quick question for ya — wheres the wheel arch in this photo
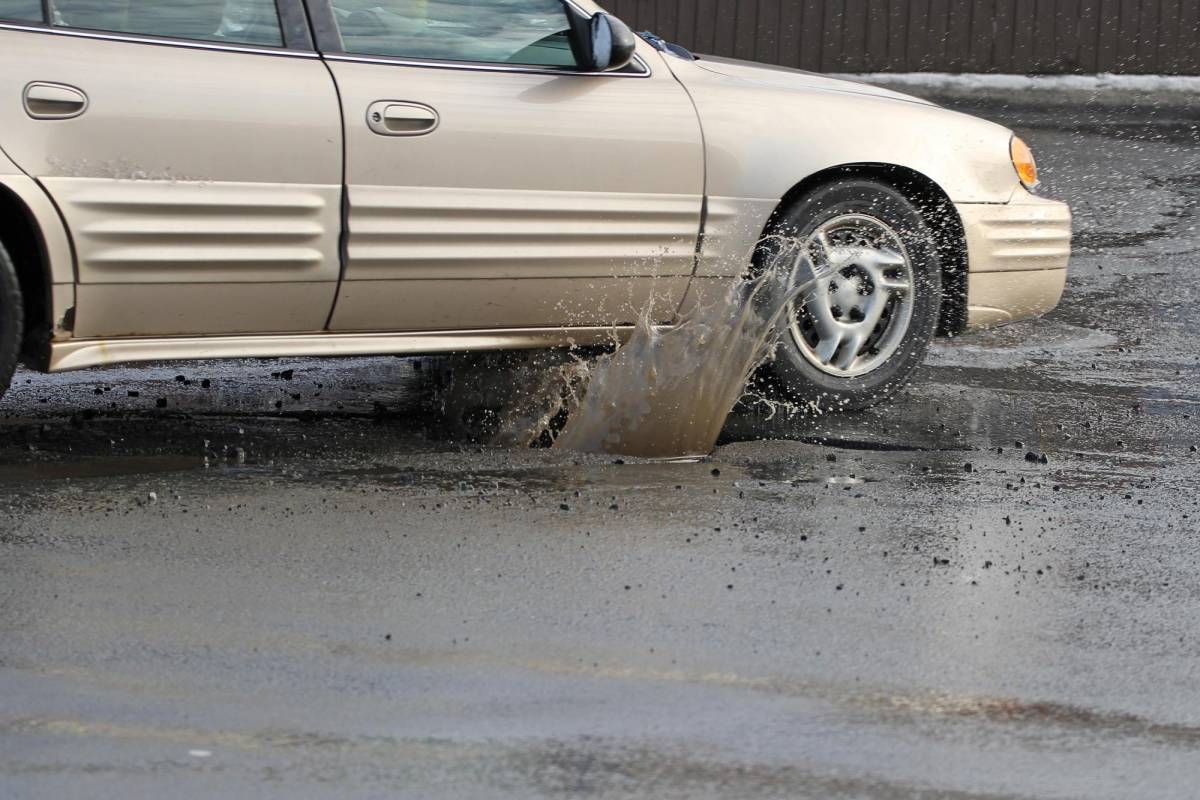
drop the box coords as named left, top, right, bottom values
left=762, top=163, right=970, bottom=337
left=0, top=183, right=56, bottom=368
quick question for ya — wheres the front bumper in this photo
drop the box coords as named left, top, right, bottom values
left=955, top=189, right=1071, bottom=329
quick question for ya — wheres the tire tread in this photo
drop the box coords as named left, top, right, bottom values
left=0, top=241, right=25, bottom=401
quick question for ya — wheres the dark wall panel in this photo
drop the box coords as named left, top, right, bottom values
left=798, top=0, right=824, bottom=69
left=614, top=0, right=1200, bottom=74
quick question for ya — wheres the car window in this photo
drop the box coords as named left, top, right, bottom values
left=0, top=0, right=42, bottom=21
left=331, top=0, right=578, bottom=68
left=49, top=0, right=284, bottom=47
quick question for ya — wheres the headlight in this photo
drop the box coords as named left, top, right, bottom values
left=1010, top=135, right=1039, bottom=190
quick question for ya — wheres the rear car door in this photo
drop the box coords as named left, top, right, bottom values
left=0, top=0, right=342, bottom=337
left=315, top=0, right=705, bottom=332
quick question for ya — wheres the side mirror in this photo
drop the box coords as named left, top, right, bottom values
left=565, top=8, right=637, bottom=72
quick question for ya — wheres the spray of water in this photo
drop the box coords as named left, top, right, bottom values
left=427, top=235, right=833, bottom=457
left=544, top=235, right=831, bottom=458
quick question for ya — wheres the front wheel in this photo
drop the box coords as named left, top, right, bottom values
left=0, top=240, right=23, bottom=402
left=759, top=180, right=942, bottom=412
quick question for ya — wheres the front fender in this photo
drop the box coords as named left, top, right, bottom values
left=668, top=59, right=1019, bottom=276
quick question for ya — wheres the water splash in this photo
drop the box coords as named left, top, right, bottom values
left=551, top=235, right=830, bottom=458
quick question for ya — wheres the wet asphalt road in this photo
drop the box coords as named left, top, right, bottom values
left=2, top=95, right=1199, bottom=799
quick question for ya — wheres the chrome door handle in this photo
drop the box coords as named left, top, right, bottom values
left=23, top=82, right=89, bottom=119
left=366, top=101, right=439, bottom=136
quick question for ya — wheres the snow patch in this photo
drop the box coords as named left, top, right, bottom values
left=837, top=72, right=1200, bottom=94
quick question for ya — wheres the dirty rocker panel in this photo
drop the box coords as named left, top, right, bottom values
left=48, top=327, right=664, bottom=373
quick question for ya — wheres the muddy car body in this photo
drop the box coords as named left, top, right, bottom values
left=0, top=0, right=1070, bottom=409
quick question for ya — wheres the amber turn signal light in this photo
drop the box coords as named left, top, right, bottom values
left=1011, top=135, right=1039, bottom=189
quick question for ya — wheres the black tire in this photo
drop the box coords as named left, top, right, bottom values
left=0, top=240, right=23, bottom=402
left=759, top=179, right=942, bottom=412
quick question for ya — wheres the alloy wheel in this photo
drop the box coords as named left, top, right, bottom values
left=789, top=213, right=916, bottom=378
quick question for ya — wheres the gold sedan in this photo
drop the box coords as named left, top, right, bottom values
left=0, top=0, right=1068, bottom=410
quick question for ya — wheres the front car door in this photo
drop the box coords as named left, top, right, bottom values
left=0, top=0, right=342, bottom=338
left=315, top=0, right=706, bottom=332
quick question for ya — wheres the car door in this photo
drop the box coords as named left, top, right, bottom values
left=314, top=0, right=705, bottom=332
left=0, top=0, right=342, bottom=338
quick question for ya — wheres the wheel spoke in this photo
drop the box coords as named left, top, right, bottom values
left=809, top=232, right=858, bottom=275
left=832, top=330, right=866, bottom=371
left=863, top=247, right=907, bottom=268
left=814, top=326, right=844, bottom=365
left=875, top=275, right=910, bottom=293
left=859, top=248, right=910, bottom=294
left=826, top=245, right=862, bottom=270
left=859, top=293, right=890, bottom=331
left=804, top=291, right=840, bottom=339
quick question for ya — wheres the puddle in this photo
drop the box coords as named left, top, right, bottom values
left=928, top=322, right=1120, bottom=369
left=0, top=454, right=206, bottom=483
